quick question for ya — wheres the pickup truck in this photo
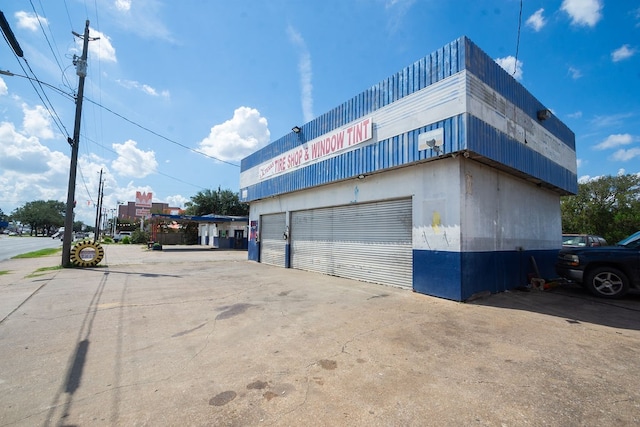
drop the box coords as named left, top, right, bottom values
left=113, top=231, right=132, bottom=242
left=556, top=231, right=640, bottom=298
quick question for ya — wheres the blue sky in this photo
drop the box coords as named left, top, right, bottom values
left=1, top=0, right=639, bottom=225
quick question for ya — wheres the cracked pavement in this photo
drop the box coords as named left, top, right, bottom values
left=1, top=245, right=640, bottom=426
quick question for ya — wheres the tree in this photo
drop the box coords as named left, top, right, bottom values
left=0, top=207, right=8, bottom=222
left=561, top=174, right=640, bottom=243
left=12, top=200, right=66, bottom=236
left=185, top=187, right=249, bottom=216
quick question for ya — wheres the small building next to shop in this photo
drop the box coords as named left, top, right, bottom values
left=150, top=214, right=248, bottom=249
left=239, top=36, right=577, bottom=301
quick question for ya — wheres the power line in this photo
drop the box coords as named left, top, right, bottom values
left=78, top=132, right=207, bottom=190
left=30, top=0, right=74, bottom=90
left=83, top=97, right=241, bottom=167
left=21, top=59, right=71, bottom=137
left=513, top=0, right=523, bottom=77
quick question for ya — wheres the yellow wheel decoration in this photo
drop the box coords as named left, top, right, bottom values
left=70, top=241, right=105, bottom=267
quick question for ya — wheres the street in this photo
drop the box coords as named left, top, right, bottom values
left=0, top=235, right=62, bottom=261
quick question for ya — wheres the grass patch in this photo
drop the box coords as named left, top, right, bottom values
left=11, top=247, right=61, bottom=259
left=0, top=270, right=10, bottom=276
left=26, top=265, right=63, bottom=278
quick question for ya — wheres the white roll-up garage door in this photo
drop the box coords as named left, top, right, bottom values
left=260, top=213, right=286, bottom=267
left=290, top=198, right=413, bottom=288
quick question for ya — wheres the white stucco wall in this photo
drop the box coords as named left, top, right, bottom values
left=460, top=160, right=562, bottom=252
left=249, top=156, right=561, bottom=254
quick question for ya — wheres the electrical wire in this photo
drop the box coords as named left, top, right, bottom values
left=21, top=58, right=71, bottom=138
left=83, top=97, right=241, bottom=167
left=513, top=0, right=523, bottom=77
left=30, top=0, right=74, bottom=90
left=0, top=30, right=71, bottom=139
left=79, top=132, right=207, bottom=190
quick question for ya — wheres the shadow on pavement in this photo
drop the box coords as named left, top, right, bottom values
left=469, top=283, right=640, bottom=331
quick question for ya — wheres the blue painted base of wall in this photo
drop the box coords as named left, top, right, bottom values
left=413, top=248, right=559, bottom=301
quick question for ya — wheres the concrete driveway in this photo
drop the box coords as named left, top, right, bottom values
left=1, top=245, right=639, bottom=426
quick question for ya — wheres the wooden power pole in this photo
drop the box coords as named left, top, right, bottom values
left=62, top=20, right=97, bottom=266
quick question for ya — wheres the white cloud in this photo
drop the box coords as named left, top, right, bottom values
left=561, top=0, right=602, bottom=27
left=22, top=104, right=54, bottom=139
left=102, top=0, right=173, bottom=42
left=287, top=26, right=314, bottom=123
left=165, top=194, right=189, bottom=209
left=578, top=174, right=602, bottom=183
left=568, top=66, right=582, bottom=79
left=495, top=56, right=523, bottom=80
left=611, top=148, right=640, bottom=161
left=567, top=111, right=583, bottom=119
left=0, top=77, right=7, bottom=96
left=611, top=44, right=636, bottom=62
left=591, top=113, right=634, bottom=128
left=116, top=79, right=170, bottom=98
left=75, top=28, right=117, bottom=63
left=617, top=168, right=626, bottom=176
left=526, top=8, right=546, bottom=32
left=594, top=134, right=635, bottom=150
left=111, top=139, right=158, bottom=178
left=198, top=107, right=271, bottom=163
left=115, top=0, right=132, bottom=12
left=385, top=0, right=416, bottom=33
left=15, top=11, right=47, bottom=31
left=0, top=120, right=71, bottom=216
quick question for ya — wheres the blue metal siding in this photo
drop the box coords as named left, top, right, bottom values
left=241, top=36, right=576, bottom=202
left=241, top=37, right=468, bottom=172
left=243, top=115, right=467, bottom=201
left=467, top=115, right=578, bottom=194
left=464, top=38, right=575, bottom=149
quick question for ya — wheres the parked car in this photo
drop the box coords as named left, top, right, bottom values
left=113, top=231, right=132, bottom=242
left=562, top=234, right=607, bottom=247
left=556, top=231, right=640, bottom=298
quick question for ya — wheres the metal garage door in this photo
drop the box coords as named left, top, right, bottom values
left=260, top=213, right=286, bottom=267
left=290, top=198, right=413, bottom=288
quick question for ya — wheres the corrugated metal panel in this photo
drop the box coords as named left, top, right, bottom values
left=290, top=199, right=413, bottom=288
left=242, top=115, right=466, bottom=202
left=241, top=37, right=467, bottom=171
left=463, top=38, right=574, bottom=148
left=467, top=115, right=578, bottom=194
left=240, top=36, right=576, bottom=202
left=260, top=213, right=286, bottom=267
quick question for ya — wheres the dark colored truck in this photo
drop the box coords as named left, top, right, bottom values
left=555, top=231, right=640, bottom=298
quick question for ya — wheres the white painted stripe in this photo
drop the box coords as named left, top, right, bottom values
left=466, top=73, right=577, bottom=174
left=241, top=71, right=468, bottom=188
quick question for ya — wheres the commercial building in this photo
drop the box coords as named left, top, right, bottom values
left=118, top=201, right=182, bottom=220
left=239, top=36, right=576, bottom=301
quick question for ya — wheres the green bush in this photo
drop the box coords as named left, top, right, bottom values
left=131, top=230, right=150, bottom=244
left=121, top=236, right=131, bottom=244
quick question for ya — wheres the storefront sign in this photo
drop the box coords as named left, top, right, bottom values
left=258, top=117, right=372, bottom=180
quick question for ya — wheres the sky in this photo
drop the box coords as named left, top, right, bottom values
left=1, top=0, right=639, bottom=225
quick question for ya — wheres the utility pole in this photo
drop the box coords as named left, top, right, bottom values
left=93, top=169, right=104, bottom=243
left=62, top=20, right=97, bottom=266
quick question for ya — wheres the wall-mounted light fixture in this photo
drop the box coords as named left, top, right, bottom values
left=357, top=174, right=365, bottom=180
left=537, top=109, right=551, bottom=121
left=292, top=126, right=301, bottom=133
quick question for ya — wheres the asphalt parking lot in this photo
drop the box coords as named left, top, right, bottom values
left=1, top=245, right=639, bottom=426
